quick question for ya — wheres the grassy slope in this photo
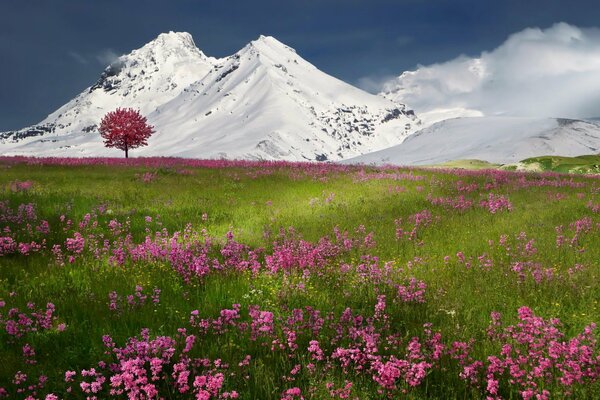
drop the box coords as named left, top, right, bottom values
left=426, top=159, right=502, bottom=170
left=515, top=155, right=600, bottom=174
left=431, top=155, right=600, bottom=174
left=0, top=161, right=599, bottom=398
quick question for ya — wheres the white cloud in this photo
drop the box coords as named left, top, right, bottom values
left=95, top=49, right=120, bottom=65
left=356, top=74, right=397, bottom=93
left=67, top=49, right=121, bottom=66
left=68, top=51, right=89, bottom=65
left=382, top=23, right=600, bottom=119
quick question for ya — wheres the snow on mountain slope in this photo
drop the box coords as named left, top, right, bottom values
left=0, top=34, right=417, bottom=161
left=344, top=117, right=600, bottom=166
left=144, top=35, right=417, bottom=160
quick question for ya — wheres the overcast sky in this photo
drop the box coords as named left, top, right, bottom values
left=3, top=0, right=600, bottom=130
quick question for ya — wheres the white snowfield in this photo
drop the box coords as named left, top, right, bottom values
left=344, top=117, right=600, bottom=166
left=0, top=32, right=417, bottom=161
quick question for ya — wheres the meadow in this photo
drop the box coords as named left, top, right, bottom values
left=0, top=156, right=599, bottom=399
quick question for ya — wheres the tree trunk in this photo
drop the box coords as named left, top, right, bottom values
left=125, top=147, right=129, bottom=158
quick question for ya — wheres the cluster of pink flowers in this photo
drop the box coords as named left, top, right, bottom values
left=395, top=209, right=435, bottom=243
left=0, top=236, right=17, bottom=256
left=8, top=180, right=34, bottom=192
left=556, top=216, right=599, bottom=251
left=474, top=307, right=600, bottom=399
left=353, top=170, right=424, bottom=183
left=0, top=201, right=37, bottom=225
left=3, top=371, right=48, bottom=398
left=136, top=171, right=157, bottom=183
left=0, top=201, right=50, bottom=257
left=189, top=304, right=242, bottom=335
left=22, top=343, right=36, bottom=365
left=587, top=201, right=600, bottom=213
left=456, top=180, right=479, bottom=193
left=396, top=278, right=427, bottom=303
left=427, top=194, right=474, bottom=211
left=0, top=299, right=59, bottom=339
left=265, top=227, right=371, bottom=274
left=326, top=381, right=353, bottom=399
left=281, top=387, right=304, bottom=399
left=480, top=193, right=513, bottom=214
left=54, top=328, right=242, bottom=399
left=108, top=286, right=161, bottom=312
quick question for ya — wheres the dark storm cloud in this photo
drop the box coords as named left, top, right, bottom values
left=2, top=0, right=600, bottom=130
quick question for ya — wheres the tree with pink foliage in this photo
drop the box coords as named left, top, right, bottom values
left=99, top=108, right=154, bottom=158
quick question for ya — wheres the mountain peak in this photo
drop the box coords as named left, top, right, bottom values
left=255, top=34, right=278, bottom=43
left=245, top=35, right=297, bottom=56
left=100, top=30, right=218, bottom=79
left=130, top=31, right=208, bottom=63
left=86, top=30, right=216, bottom=96
left=149, top=31, right=197, bottom=50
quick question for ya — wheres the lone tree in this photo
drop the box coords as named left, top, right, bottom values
left=99, top=108, right=154, bottom=158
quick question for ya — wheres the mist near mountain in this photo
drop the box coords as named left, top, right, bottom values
left=381, top=23, right=600, bottom=122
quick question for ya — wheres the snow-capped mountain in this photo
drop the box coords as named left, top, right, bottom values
left=1, top=32, right=218, bottom=144
left=0, top=33, right=417, bottom=161
left=345, top=117, right=600, bottom=166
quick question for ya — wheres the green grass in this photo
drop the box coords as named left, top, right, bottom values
left=427, top=159, right=502, bottom=170
left=0, top=161, right=599, bottom=398
left=515, top=154, right=600, bottom=174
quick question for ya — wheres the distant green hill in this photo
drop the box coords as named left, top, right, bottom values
left=428, top=159, right=502, bottom=170
left=430, top=155, right=600, bottom=174
left=504, top=155, right=600, bottom=174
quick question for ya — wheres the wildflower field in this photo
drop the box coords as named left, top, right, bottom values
left=0, top=156, right=599, bottom=399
